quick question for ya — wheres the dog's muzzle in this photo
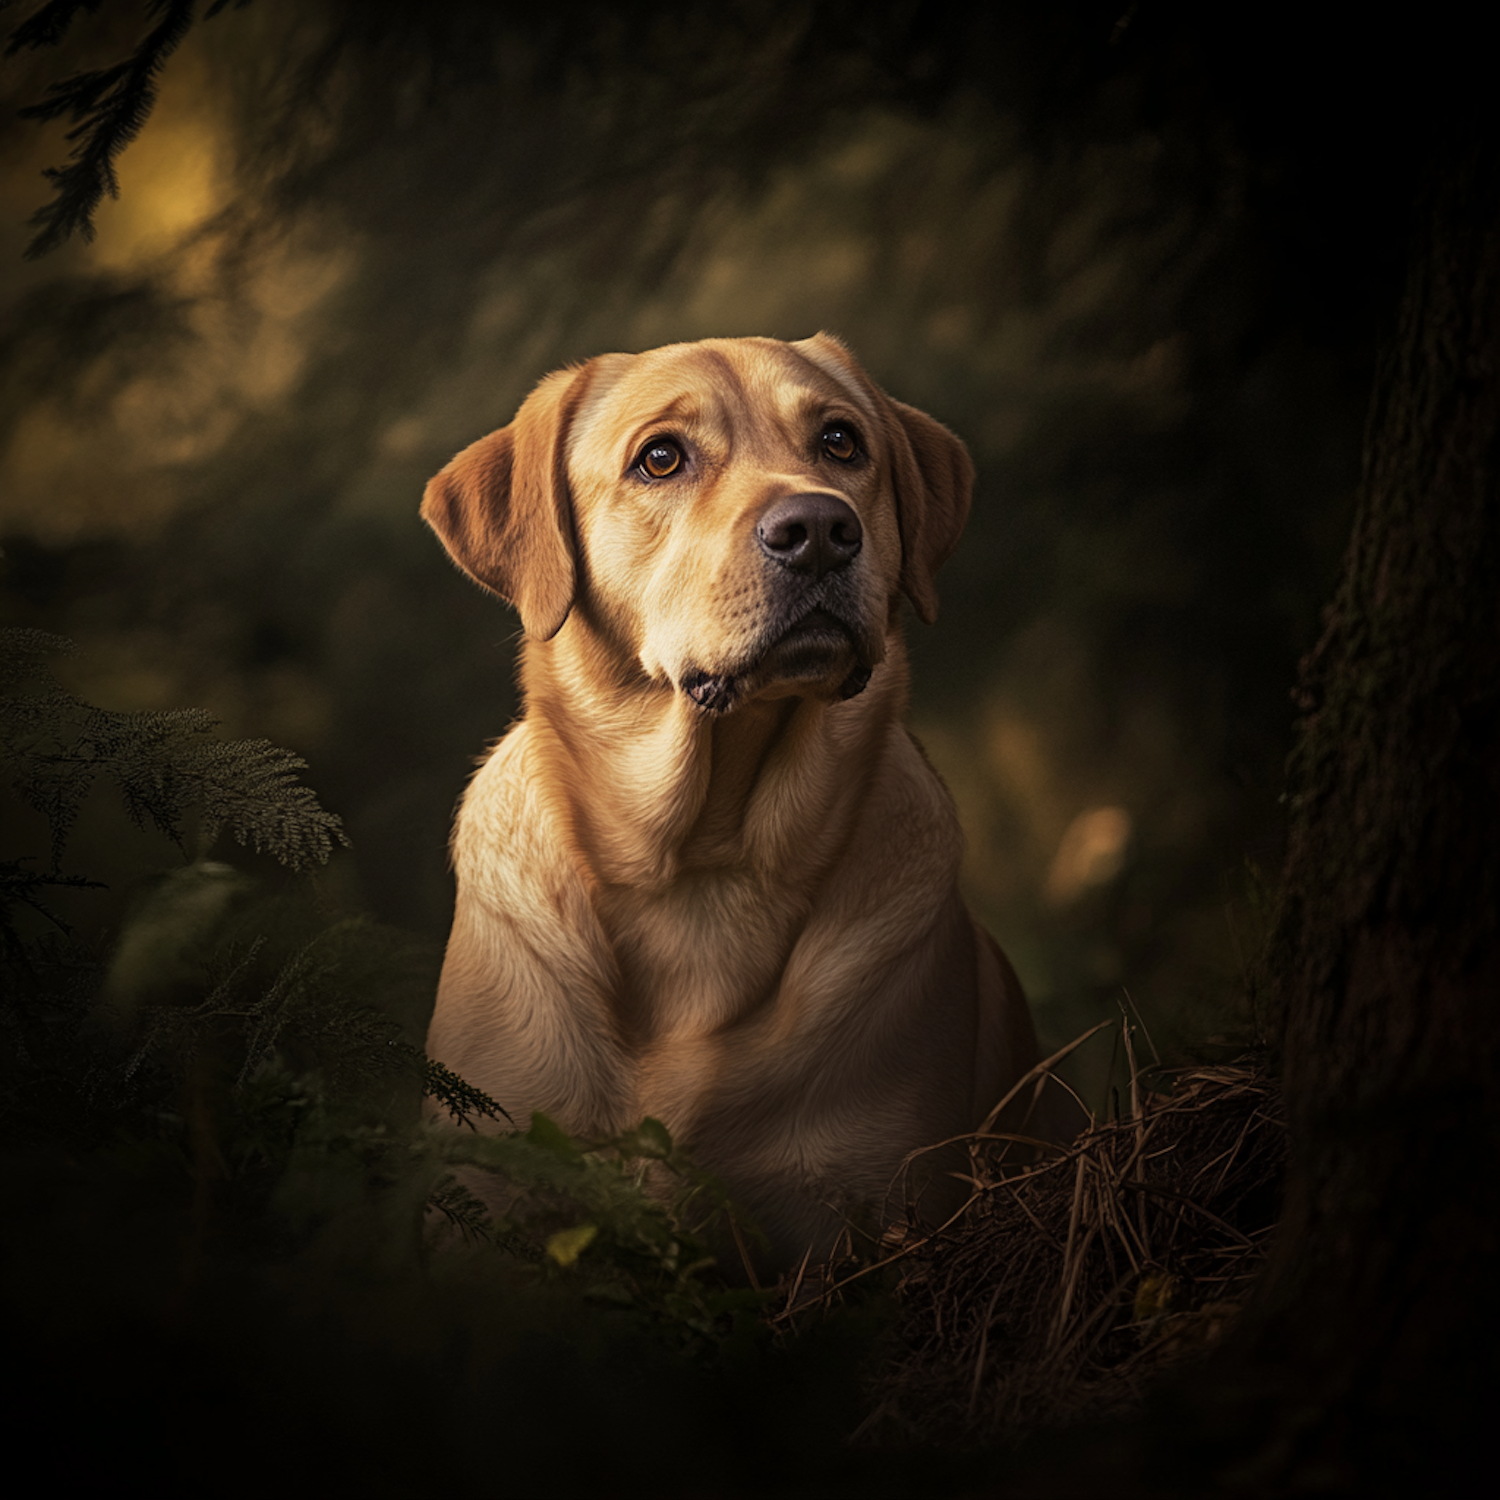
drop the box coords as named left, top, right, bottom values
left=682, top=607, right=872, bottom=715
left=679, top=493, right=875, bottom=714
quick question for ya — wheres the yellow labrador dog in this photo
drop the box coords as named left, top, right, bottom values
left=422, top=334, right=1041, bottom=1270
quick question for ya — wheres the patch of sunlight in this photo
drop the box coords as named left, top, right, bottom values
left=1045, top=806, right=1133, bottom=906
left=87, top=46, right=230, bottom=270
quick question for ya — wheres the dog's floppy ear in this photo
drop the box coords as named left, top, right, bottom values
left=883, top=397, right=975, bottom=626
left=421, top=361, right=597, bottom=641
left=796, top=332, right=973, bottom=626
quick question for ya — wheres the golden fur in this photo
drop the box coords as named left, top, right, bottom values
left=421, top=334, right=1041, bottom=1270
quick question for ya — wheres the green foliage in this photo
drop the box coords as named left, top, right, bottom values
left=6, top=0, right=251, bottom=258
left=423, top=1054, right=515, bottom=1128
left=425, top=1171, right=495, bottom=1245
left=0, top=857, right=101, bottom=965
left=102, top=918, right=417, bottom=1095
left=430, top=1109, right=770, bottom=1356
left=0, top=628, right=770, bottom=1384
left=1, top=628, right=346, bottom=872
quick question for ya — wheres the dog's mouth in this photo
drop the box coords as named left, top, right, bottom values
left=771, top=607, right=852, bottom=651
left=682, top=607, right=873, bottom=714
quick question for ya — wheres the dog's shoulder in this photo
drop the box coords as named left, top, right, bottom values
left=452, top=722, right=583, bottom=919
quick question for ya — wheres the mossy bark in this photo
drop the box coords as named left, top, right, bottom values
left=1006, top=125, right=1500, bottom=1500
left=1221, top=134, right=1500, bottom=1488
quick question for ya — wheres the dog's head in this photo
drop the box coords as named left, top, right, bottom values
left=422, top=334, right=973, bottom=713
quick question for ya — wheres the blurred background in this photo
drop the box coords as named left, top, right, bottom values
left=0, top=1, right=1414, bottom=1080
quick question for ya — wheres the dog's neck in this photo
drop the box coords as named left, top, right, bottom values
left=519, top=622, right=909, bottom=895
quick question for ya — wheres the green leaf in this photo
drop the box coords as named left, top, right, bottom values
left=526, top=1111, right=582, bottom=1159
left=0, top=629, right=346, bottom=871
left=546, top=1223, right=598, bottom=1267
left=620, top=1117, right=674, bottom=1159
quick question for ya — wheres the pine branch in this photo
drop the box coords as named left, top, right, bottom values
left=6, top=0, right=254, bottom=258
left=3, top=2, right=108, bottom=58
left=20, top=0, right=197, bottom=257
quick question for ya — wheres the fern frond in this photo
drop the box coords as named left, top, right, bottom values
left=0, top=858, right=103, bottom=966
left=0, top=628, right=78, bottom=697
left=117, top=940, right=259, bottom=1083
left=170, top=734, right=346, bottom=870
left=422, top=1057, right=515, bottom=1129
left=237, top=921, right=405, bottom=1087
left=1, top=628, right=347, bottom=871
left=426, top=1173, right=495, bottom=1246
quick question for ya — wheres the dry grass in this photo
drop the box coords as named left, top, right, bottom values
left=768, top=1024, right=1286, bottom=1445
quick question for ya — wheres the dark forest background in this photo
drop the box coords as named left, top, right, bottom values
left=0, top=0, right=1416, bottom=1074
left=3, top=2, right=1486, bottom=1494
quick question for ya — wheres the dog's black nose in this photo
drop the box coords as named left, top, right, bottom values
left=756, top=493, right=863, bottom=577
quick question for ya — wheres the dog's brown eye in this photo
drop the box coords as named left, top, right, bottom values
left=821, top=426, right=859, bottom=462
left=638, top=439, right=683, bottom=479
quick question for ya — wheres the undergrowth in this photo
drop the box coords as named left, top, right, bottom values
left=0, top=629, right=1285, bottom=1495
left=0, top=629, right=897, bottom=1497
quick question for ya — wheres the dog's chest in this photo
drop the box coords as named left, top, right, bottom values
left=591, top=872, right=810, bottom=1044
left=445, top=704, right=972, bottom=1143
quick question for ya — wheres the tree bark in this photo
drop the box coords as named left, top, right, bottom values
left=1002, top=123, right=1500, bottom=1500
left=1204, top=130, right=1500, bottom=1492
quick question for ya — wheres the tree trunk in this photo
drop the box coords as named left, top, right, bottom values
left=1005, top=124, right=1500, bottom=1500
left=1203, top=131, right=1500, bottom=1491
